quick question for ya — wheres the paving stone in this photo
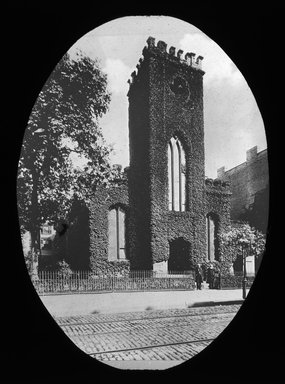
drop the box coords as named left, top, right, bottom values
left=56, top=305, right=240, bottom=362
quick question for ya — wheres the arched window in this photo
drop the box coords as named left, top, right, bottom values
left=108, top=206, right=126, bottom=261
left=206, top=213, right=219, bottom=261
left=168, top=136, right=186, bottom=211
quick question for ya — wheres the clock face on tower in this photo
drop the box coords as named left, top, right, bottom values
left=169, top=76, right=189, bottom=99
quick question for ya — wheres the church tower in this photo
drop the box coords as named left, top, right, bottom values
left=127, top=37, right=207, bottom=272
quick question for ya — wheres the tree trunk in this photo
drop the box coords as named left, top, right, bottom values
left=30, top=170, right=41, bottom=281
left=30, top=227, right=41, bottom=280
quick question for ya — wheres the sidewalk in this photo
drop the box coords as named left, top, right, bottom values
left=40, top=288, right=248, bottom=318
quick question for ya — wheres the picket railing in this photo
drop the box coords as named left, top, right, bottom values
left=35, top=270, right=196, bottom=295
left=33, top=269, right=255, bottom=294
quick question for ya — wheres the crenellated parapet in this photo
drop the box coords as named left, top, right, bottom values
left=145, top=36, right=204, bottom=70
left=205, top=178, right=231, bottom=195
left=127, top=36, right=204, bottom=88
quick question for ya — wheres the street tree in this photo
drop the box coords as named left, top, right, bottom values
left=219, top=222, right=266, bottom=273
left=17, top=51, right=113, bottom=277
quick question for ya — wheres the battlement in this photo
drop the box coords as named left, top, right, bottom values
left=128, top=36, right=204, bottom=87
left=205, top=178, right=231, bottom=192
left=145, top=36, right=204, bottom=69
left=216, top=147, right=268, bottom=179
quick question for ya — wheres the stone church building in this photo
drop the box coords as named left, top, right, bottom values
left=64, top=37, right=232, bottom=275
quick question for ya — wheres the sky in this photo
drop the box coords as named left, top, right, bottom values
left=68, top=16, right=266, bottom=179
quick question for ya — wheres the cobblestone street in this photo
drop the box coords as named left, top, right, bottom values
left=55, top=305, right=240, bottom=363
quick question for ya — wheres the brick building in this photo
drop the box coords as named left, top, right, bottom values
left=217, top=146, right=268, bottom=233
left=66, top=37, right=232, bottom=274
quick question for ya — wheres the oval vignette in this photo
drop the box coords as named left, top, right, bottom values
left=17, top=15, right=268, bottom=371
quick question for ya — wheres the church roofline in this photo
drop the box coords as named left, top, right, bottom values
left=127, top=36, right=205, bottom=92
left=216, top=147, right=268, bottom=179
left=205, top=178, right=231, bottom=195
left=144, top=36, right=204, bottom=72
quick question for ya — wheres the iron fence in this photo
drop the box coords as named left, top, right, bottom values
left=35, top=270, right=196, bottom=295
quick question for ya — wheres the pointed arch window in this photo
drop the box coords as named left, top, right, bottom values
left=206, top=213, right=219, bottom=261
left=108, top=206, right=126, bottom=261
left=168, top=137, right=186, bottom=211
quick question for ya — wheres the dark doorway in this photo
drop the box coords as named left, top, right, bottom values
left=168, top=237, right=192, bottom=272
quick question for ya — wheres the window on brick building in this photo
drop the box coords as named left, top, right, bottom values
left=108, top=206, right=126, bottom=261
left=168, top=136, right=186, bottom=211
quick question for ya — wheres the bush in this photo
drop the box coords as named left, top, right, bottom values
left=220, top=274, right=254, bottom=289
left=219, top=222, right=266, bottom=274
left=57, top=260, right=73, bottom=279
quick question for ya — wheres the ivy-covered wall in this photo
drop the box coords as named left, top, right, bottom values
left=66, top=203, right=90, bottom=270
left=88, top=180, right=130, bottom=275
left=205, top=179, right=231, bottom=228
left=85, top=37, right=232, bottom=274
left=127, top=56, right=152, bottom=269
left=205, top=178, right=232, bottom=270
left=128, top=37, right=207, bottom=269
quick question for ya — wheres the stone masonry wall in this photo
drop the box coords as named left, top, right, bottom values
left=128, top=37, right=207, bottom=268
left=205, top=178, right=231, bottom=261
left=84, top=37, right=233, bottom=274
left=66, top=202, right=90, bottom=270
left=205, top=179, right=231, bottom=224
left=88, top=181, right=130, bottom=275
left=127, top=62, right=152, bottom=269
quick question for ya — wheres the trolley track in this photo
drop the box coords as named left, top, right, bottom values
left=88, top=337, right=214, bottom=357
left=57, top=305, right=240, bottom=328
left=61, top=313, right=234, bottom=337
left=57, top=305, right=238, bottom=361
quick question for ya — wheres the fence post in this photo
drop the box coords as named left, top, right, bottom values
left=36, top=267, right=199, bottom=294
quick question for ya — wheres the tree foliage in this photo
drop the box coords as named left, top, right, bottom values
left=219, top=221, right=266, bottom=271
left=57, top=260, right=73, bottom=279
left=17, top=51, right=113, bottom=232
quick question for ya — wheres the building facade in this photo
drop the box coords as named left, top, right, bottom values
left=71, top=37, right=232, bottom=275
left=217, top=146, right=269, bottom=233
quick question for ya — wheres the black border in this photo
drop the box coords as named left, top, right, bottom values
left=4, top=5, right=282, bottom=383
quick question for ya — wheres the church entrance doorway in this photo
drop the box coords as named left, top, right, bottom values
left=168, top=237, right=192, bottom=272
